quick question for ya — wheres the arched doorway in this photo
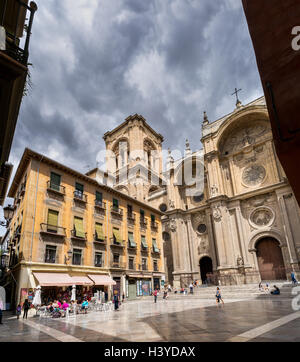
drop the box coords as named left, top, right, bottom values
left=256, top=237, right=286, bottom=280
left=200, top=256, right=213, bottom=284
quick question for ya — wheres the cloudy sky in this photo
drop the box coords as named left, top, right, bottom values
left=1, top=0, right=264, bottom=231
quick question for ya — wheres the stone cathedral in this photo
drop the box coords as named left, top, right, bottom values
left=93, top=96, right=300, bottom=288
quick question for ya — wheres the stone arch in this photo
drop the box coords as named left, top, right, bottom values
left=216, top=108, right=270, bottom=156
left=115, top=185, right=129, bottom=195
left=248, top=229, right=285, bottom=252
left=199, top=255, right=213, bottom=284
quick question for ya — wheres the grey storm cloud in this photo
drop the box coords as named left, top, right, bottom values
left=9, top=0, right=263, bottom=182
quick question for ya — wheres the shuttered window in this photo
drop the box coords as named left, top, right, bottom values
left=74, top=217, right=85, bottom=238
left=128, top=232, right=136, bottom=248
left=141, top=235, right=147, bottom=249
left=152, top=238, right=159, bottom=253
left=113, top=228, right=122, bottom=244
left=47, top=210, right=58, bottom=232
left=113, top=199, right=119, bottom=211
left=95, top=223, right=105, bottom=241
left=50, top=172, right=61, bottom=191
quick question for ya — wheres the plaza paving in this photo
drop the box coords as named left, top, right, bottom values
left=0, top=291, right=299, bottom=342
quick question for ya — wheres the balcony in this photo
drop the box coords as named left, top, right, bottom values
left=1, top=0, right=38, bottom=65
left=151, top=221, right=158, bottom=231
left=127, top=213, right=135, bottom=225
left=71, top=229, right=87, bottom=242
left=110, top=206, right=123, bottom=218
left=40, top=224, right=66, bottom=239
left=142, top=265, right=148, bottom=271
left=94, top=234, right=107, bottom=245
left=110, top=238, right=125, bottom=249
left=110, top=261, right=126, bottom=269
left=141, top=245, right=148, bottom=254
left=151, top=247, right=161, bottom=256
left=74, top=190, right=87, bottom=204
left=95, top=199, right=106, bottom=212
left=47, top=181, right=65, bottom=196
left=140, top=218, right=147, bottom=229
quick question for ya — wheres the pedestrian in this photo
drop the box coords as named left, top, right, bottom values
left=23, top=299, right=30, bottom=319
left=153, top=289, right=158, bottom=303
left=168, top=284, right=172, bottom=292
left=16, top=304, right=22, bottom=320
left=122, top=292, right=125, bottom=303
left=189, top=283, right=194, bottom=294
left=216, top=287, right=224, bottom=305
left=163, top=289, right=168, bottom=300
left=291, top=272, right=298, bottom=285
left=0, top=299, right=3, bottom=324
left=113, top=290, right=119, bottom=311
left=81, top=298, right=89, bottom=314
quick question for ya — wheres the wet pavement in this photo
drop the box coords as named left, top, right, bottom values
left=0, top=294, right=299, bottom=342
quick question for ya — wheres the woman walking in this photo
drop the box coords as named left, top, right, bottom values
left=23, top=299, right=30, bottom=319
left=16, top=304, right=21, bottom=320
left=215, top=287, right=224, bottom=305
left=113, top=290, right=119, bottom=311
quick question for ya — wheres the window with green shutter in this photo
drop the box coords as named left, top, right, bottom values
left=47, top=210, right=58, bottom=233
left=95, top=223, right=105, bottom=241
left=74, top=217, right=85, bottom=238
left=113, top=228, right=122, bottom=244
left=152, top=238, right=159, bottom=252
left=141, top=235, right=147, bottom=249
left=128, top=232, right=136, bottom=248
left=50, top=172, right=61, bottom=191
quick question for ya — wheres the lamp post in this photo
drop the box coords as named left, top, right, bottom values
left=0, top=205, right=14, bottom=227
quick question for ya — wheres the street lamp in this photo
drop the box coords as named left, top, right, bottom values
left=64, top=249, right=73, bottom=264
left=0, top=205, right=14, bottom=227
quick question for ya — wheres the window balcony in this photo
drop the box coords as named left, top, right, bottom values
left=93, top=234, right=107, bottom=245
left=95, top=199, right=106, bottom=211
left=74, top=190, right=87, bottom=203
left=40, top=224, right=66, bottom=238
left=110, top=238, right=125, bottom=248
left=1, top=0, right=38, bottom=65
left=47, top=181, right=65, bottom=196
left=151, top=247, right=161, bottom=255
left=141, top=245, right=149, bottom=254
left=127, top=213, right=136, bottom=225
left=142, top=265, right=148, bottom=271
left=151, top=221, right=158, bottom=231
left=71, top=229, right=87, bottom=241
left=110, top=206, right=123, bottom=218
left=140, top=218, right=147, bottom=229
left=110, top=261, right=126, bottom=269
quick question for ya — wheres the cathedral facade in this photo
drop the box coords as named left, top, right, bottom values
left=97, top=96, right=300, bottom=287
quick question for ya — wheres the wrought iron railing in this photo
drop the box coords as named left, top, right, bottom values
left=110, top=261, right=126, bottom=269
left=140, top=218, right=147, bottom=228
left=47, top=180, right=65, bottom=195
left=109, top=238, right=125, bottom=247
left=40, top=223, right=66, bottom=236
left=71, top=229, right=87, bottom=240
left=74, top=190, right=87, bottom=203
left=110, top=206, right=123, bottom=216
left=95, top=199, right=106, bottom=209
left=0, top=0, right=38, bottom=64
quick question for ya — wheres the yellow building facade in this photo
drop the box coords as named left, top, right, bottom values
left=6, top=148, right=164, bottom=306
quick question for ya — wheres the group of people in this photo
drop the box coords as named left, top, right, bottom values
left=45, top=298, right=90, bottom=318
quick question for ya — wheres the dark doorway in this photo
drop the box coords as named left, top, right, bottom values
left=256, top=238, right=286, bottom=280
left=200, top=256, right=213, bottom=284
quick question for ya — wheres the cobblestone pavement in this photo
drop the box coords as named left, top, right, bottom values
left=0, top=294, right=299, bottom=342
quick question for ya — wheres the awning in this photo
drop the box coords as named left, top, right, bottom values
left=128, top=233, right=136, bottom=248
left=141, top=236, right=148, bottom=248
left=127, top=274, right=152, bottom=279
left=88, top=275, right=116, bottom=286
left=152, top=238, right=159, bottom=252
left=69, top=276, right=93, bottom=286
left=33, top=273, right=74, bottom=286
left=113, top=228, right=122, bottom=243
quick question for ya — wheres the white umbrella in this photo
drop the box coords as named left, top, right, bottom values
left=32, top=286, right=41, bottom=307
left=71, top=285, right=76, bottom=301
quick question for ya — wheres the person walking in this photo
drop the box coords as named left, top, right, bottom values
left=113, top=290, right=119, bottom=311
left=16, top=304, right=22, bottom=320
left=153, top=289, right=158, bottom=303
left=291, top=272, right=298, bottom=285
left=23, top=299, right=30, bottom=319
left=216, top=287, right=224, bottom=305
left=163, top=289, right=168, bottom=300
left=189, top=283, right=194, bottom=294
